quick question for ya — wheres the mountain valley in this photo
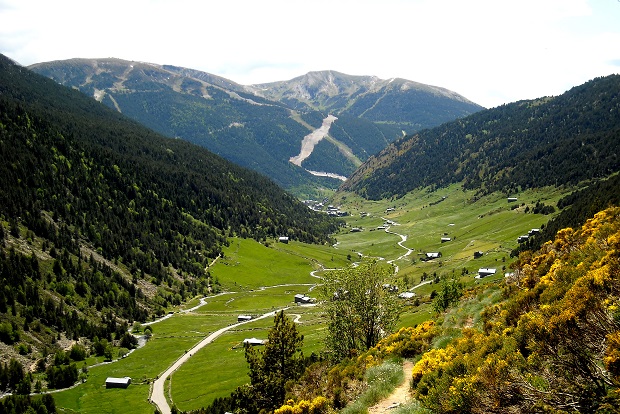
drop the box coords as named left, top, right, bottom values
left=1, top=52, right=620, bottom=414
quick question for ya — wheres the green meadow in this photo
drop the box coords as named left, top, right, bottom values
left=51, top=185, right=570, bottom=413
left=332, top=184, right=566, bottom=288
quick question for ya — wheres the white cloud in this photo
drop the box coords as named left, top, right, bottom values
left=1, top=0, right=619, bottom=107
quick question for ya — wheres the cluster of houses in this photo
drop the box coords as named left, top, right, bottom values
left=327, top=205, right=348, bottom=217
left=302, top=199, right=349, bottom=217
left=302, top=198, right=329, bottom=212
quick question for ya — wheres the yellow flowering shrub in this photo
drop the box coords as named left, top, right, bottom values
left=413, top=207, right=620, bottom=413
left=274, top=396, right=329, bottom=414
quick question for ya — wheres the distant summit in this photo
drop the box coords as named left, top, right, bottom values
left=250, top=70, right=483, bottom=129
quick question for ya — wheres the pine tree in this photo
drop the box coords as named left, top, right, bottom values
left=245, top=311, right=304, bottom=412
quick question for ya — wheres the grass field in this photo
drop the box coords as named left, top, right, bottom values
left=51, top=184, right=570, bottom=413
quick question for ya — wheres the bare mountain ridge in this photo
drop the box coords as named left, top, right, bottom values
left=29, top=58, right=484, bottom=196
left=251, top=69, right=475, bottom=108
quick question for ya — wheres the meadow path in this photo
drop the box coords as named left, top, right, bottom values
left=368, top=360, right=414, bottom=413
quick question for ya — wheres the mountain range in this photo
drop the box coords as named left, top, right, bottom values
left=29, top=58, right=483, bottom=197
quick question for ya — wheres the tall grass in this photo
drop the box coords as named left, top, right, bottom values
left=391, top=401, right=433, bottom=414
left=341, top=359, right=404, bottom=414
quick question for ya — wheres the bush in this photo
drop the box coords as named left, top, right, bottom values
left=69, top=344, right=87, bottom=361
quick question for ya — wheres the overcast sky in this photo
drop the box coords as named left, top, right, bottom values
left=1, top=0, right=619, bottom=108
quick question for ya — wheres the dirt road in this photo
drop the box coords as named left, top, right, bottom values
left=368, top=361, right=414, bottom=413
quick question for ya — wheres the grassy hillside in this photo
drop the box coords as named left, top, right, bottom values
left=331, top=185, right=565, bottom=285
left=46, top=237, right=338, bottom=414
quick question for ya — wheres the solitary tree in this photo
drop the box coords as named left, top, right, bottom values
left=432, top=275, right=462, bottom=313
left=319, top=260, right=402, bottom=360
left=245, top=310, right=304, bottom=412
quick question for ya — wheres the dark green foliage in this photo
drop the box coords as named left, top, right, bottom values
left=119, top=331, right=138, bottom=349
left=45, top=363, right=78, bottom=389
left=0, top=393, right=57, bottom=414
left=69, top=344, right=87, bottom=361
left=0, top=247, right=143, bottom=341
left=432, top=276, right=463, bottom=313
left=301, top=138, right=358, bottom=177
left=0, top=359, right=27, bottom=393
left=187, top=395, right=234, bottom=414
left=0, top=320, right=20, bottom=344
left=343, top=75, right=620, bottom=200
left=328, top=114, right=400, bottom=160
left=514, top=173, right=620, bottom=255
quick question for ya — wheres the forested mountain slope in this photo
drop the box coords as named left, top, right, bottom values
left=342, top=75, right=620, bottom=200
left=0, top=53, right=339, bottom=372
left=29, top=59, right=483, bottom=195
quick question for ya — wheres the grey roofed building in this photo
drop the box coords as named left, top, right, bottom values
left=294, top=293, right=314, bottom=304
left=243, top=337, right=265, bottom=346
left=105, top=377, right=131, bottom=389
left=476, top=268, right=497, bottom=278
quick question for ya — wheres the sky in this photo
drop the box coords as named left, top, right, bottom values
left=1, top=0, right=619, bottom=108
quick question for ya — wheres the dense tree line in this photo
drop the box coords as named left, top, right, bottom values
left=0, top=394, right=57, bottom=414
left=0, top=245, right=147, bottom=342
left=343, top=75, right=620, bottom=200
